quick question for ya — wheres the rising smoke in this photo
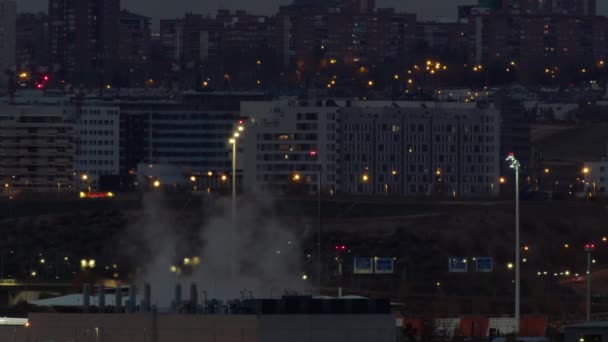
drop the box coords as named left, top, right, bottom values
left=127, top=192, right=307, bottom=307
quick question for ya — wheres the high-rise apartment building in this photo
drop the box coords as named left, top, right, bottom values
left=118, top=10, right=151, bottom=69
left=159, top=19, right=183, bottom=61
left=467, top=1, right=602, bottom=81
left=16, top=13, right=49, bottom=71
left=0, top=0, right=16, bottom=91
left=48, top=0, right=120, bottom=87
left=160, top=11, right=274, bottom=66
left=274, top=4, right=416, bottom=70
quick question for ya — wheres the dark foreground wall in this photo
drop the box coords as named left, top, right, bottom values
left=258, top=314, right=396, bottom=342
left=0, top=326, right=27, bottom=341
left=24, top=313, right=395, bottom=342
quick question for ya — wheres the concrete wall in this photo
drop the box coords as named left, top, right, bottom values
left=258, top=315, right=396, bottom=342
left=28, top=313, right=258, bottom=342
left=25, top=313, right=396, bottom=342
left=0, top=326, right=26, bottom=341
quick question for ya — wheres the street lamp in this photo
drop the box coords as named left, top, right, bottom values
left=585, top=243, right=596, bottom=322
left=81, top=174, right=91, bottom=192
left=506, top=152, right=521, bottom=334
left=228, top=121, right=245, bottom=277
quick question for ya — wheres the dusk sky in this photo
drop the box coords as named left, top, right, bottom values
left=17, top=0, right=608, bottom=23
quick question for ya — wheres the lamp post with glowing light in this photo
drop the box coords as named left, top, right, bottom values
left=229, top=121, right=245, bottom=276
left=506, top=152, right=521, bottom=334
left=81, top=174, right=91, bottom=193
left=585, top=243, right=595, bottom=321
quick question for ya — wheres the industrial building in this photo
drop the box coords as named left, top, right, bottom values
left=8, top=284, right=395, bottom=342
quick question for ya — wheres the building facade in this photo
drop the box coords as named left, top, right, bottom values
left=75, top=106, right=121, bottom=187
left=48, top=0, right=120, bottom=87
left=16, top=13, right=49, bottom=73
left=242, top=99, right=340, bottom=194
left=242, top=100, right=501, bottom=198
left=274, top=3, right=416, bottom=70
left=339, top=103, right=500, bottom=197
left=0, top=105, right=75, bottom=192
left=118, top=10, right=151, bottom=87
left=466, top=0, right=602, bottom=82
left=0, top=0, right=16, bottom=91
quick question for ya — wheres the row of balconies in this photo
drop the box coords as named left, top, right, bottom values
left=0, top=168, right=73, bottom=175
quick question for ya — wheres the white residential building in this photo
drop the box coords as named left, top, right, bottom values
left=75, top=106, right=120, bottom=187
left=339, top=102, right=501, bottom=197
left=241, top=99, right=340, bottom=194
left=0, top=0, right=16, bottom=90
left=242, top=99, right=501, bottom=198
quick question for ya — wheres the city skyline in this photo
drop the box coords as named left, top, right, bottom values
left=16, top=0, right=608, bottom=21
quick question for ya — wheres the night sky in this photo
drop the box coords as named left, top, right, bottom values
left=15, top=0, right=608, bottom=22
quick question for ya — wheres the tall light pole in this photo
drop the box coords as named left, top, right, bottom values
left=506, top=153, right=521, bottom=335
left=229, top=122, right=245, bottom=277
left=585, top=243, right=595, bottom=322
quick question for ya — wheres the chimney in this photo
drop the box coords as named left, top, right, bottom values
left=83, top=284, right=91, bottom=313
left=115, top=287, right=123, bottom=312
left=174, top=283, right=182, bottom=313
left=127, top=284, right=137, bottom=313
left=142, top=283, right=151, bottom=312
left=190, top=283, right=198, bottom=314
left=97, top=284, right=106, bottom=312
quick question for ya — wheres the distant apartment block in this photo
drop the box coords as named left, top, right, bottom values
left=160, top=10, right=273, bottom=65
left=0, top=105, right=75, bottom=192
left=48, top=0, right=120, bottom=86
left=118, top=10, right=151, bottom=75
left=0, top=0, right=16, bottom=90
left=275, top=4, right=416, bottom=70
left=466, top=0, right=603, bottom=81
left=16, top=12, right=49, bottom=71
